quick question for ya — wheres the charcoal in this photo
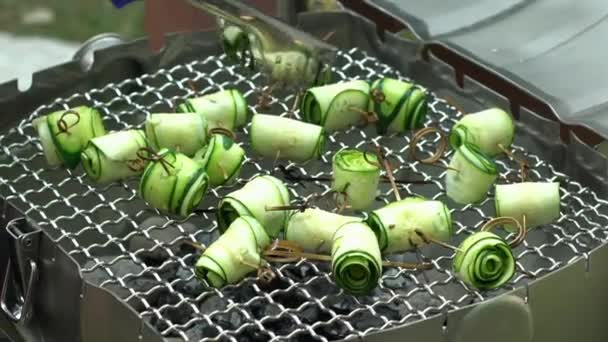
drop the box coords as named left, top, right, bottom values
left=199, top=295, right=229, bottom=314
left=164, top=304, right=195, bottom=325
left=248, top=300, right=281, bottom=320
left=233, top=326, right=272, bottom=342
left=262, top=316, right=296, bottom=336
left=406, top=291, right=442, bottom=311
left=281, top=263, right=317, bottom=282
left=212, top=310, right=246, bottom=330
left=314, top=320, right=349, bottom=340
left=272, top=291, right=308, bottom=309
left=382, top=268, right=408, bottom=289
left=129, top=218, right=197, bottom=261
left=350, top=311, right=383, bottom=331
left=298, top=304, right=332, bottom=324
left=325, top=295, right=359, bottom=315
left=222, top=282, right=257, bottom=303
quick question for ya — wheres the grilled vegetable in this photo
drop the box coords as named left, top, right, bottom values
left=300, top=80, right=370, bottom=131
left=195, top=216, right=270, bottom=288
left=495, top=182, right=560, bottom=231
left=450, top=108, right=515, bottom=156
left=193, top=133, right=245, bottom=186
left=144, top=113, right=207, bottom=157
left=139, top=149, right=209, bottom=216
left=366, top=197, right=452, bottom=254
left=81, top=130, right=148, bottom=183
left=177, top=89, right=249, bottom=131
left=368, top=78, right=428, bottom=134
left=33, top=106, right=106, bottom=168
left=285, top=208, right=359, bottom=253
left=218, top=175, right=290, bottom=238
left=332, top=149, right=381, bottom=210
left=250, top=114, right=325, bottom=162
left=453, top=232, right=515, bottom=290
left=331, top=221, right=382, bottom=295
left=191, top=0, right=335, bottom=90
left=221, top=25, right=254, bottom=68
left=446, top=143, right=498, bottom=204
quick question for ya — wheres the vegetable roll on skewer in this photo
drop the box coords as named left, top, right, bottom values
left=194, top=132, right=245, bottom=186
left=195, top=216, right=270, bottom=288
left=178, top=89, right=249, bottom=131
left=495, top=182, right=561, bottom=231
left=145, top=113, right=208, bottom=157
left=34, top=106, right=106, bottom=168
left=301, top=80, right=370, bottom=131
left=218, top=175, right=290, bottom=238
left=250, top=114, right=325, bottom=162
left=368, top=78, right=428, bottom=134
left=332, top=149, right=381, bottom=211
left=285, top=208, right=359, bottom=253
left=81, top=129, right=149, bottom=183
left=445, top=143, right=498, bottom=204
left=450, top=108, right=515, bottom=156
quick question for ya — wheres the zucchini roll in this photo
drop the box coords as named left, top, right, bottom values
left=332, top=149, right=381, bottom=211
left=285, top=208, right=359, bottom=253
left=218, top=175, right=290, bottom=238
left=177, top=89, right=249, bottom=131
left=262, top=51, right=333, bottom=89
left=193, top=133, right=245, bottom=186
left=144, top=113, right=208, bottom=157
left=368, top=78, right=428, bottom=134
left=139, top=149, right=209, bottom=216
left=221, top=25, right=254, bottom=68
left=300, top=80, right=370, bottom=130
left=445, top=143, right=498, bottom=204
left=495, top=182, right=560, bottom=231
left=250, top=114, right=325, bottom=162
left=450, top=108, right=515, bottom=156
left=366, top=197, right=452, bottom=254
left=81, top=130, right=148, bottom=183
left=453, top=232, right=515, bottom=290
left=195, top=216, right=270, bottom=288
left=331, top=221, right=382, bottom=295
left=33, top=106, right=106, bottom=168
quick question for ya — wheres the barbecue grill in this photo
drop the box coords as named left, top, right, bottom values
left=1, top=1, right=607, bottom=342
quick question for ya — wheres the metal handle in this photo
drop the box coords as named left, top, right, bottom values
left=0, top=218, right=41, bottom=325
left=1, top=260, right=37, bottom=323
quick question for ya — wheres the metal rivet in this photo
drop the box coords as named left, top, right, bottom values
left=23, top=238, right=32, bottom=248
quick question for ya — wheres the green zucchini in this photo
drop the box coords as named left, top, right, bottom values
left=331, top=221, right=382, bottom=295
left=33, top=106, right=106, bottom=168
left=217, top=175, right=290, bottom=238
left=332, top=149, right=381, bottom=211
left=195, top=216, right=270, bottom=288
left=144, top=113, right=207, bottom=157
left=453, top=231, right=515, bottom=290
left=368, top=78, right=428, bottom=134
left=139, top=149, right=209, bottom=217
left=81, top=130, right=148, bottom=183
left=285, top=208, right=359, bottom=253
left=495, top=182, right=561, bottom=231
left=366, top=197, right=452, bottom=253
left=300, top=80, right=370, bottom=131
left=193, top=133, right=245, bottom=186
left=177, top=89, right=249, bottom=131
left=450, top=108, right=515, bottom=156
left=250, top=114, right=325, bottom=162
left=446, top=143, right=498, bottom=204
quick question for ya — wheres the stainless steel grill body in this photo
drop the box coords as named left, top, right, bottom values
left=0, top=11, right=607, bottom=342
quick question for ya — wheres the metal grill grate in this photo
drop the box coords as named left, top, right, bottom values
left=1, top=48, right=607, bottom=341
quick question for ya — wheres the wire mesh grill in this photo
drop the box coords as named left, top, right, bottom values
left=1, top=48, right=607, bottom=342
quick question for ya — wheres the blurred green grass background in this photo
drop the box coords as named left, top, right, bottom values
left=0, top=0, right=145, bottom=42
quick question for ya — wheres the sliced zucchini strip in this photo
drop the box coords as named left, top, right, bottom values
left=368, top=78, right=428, bottom=134
left=250, top=114, right=325, bottom=162
left=445, top=143, right=498, bottom=204
left=34, top=106, right=106, bottom=168
left=366, top=197, right=453, bottom=253
left=81, top=129, right=148, bottom=183
left=331, top=221, right=382, bottom=295
left=450, top=108, right=515, bottom=156
left=139, top=149, right=209, bottom=217
left=285, top=208, right=359, bottom=253
left=332, top=149, right=381, bottom=211
left=193, top=133, right=245, bottom=186
left=300, top=80, right=370, bottom=131
left=195, top=216, right=270, bottom=288
left=177, top=89, right=249, bottom=130
left=145, top=113, right=207, bottom=157
left=217, top=175, right=290, bottom=238
left=495, top=182, right=560, bottom=231
left=453, top=231, right=515, bottom=290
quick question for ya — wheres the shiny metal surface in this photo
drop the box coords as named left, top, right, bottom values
left=0, top=42, right=606, bottom=341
